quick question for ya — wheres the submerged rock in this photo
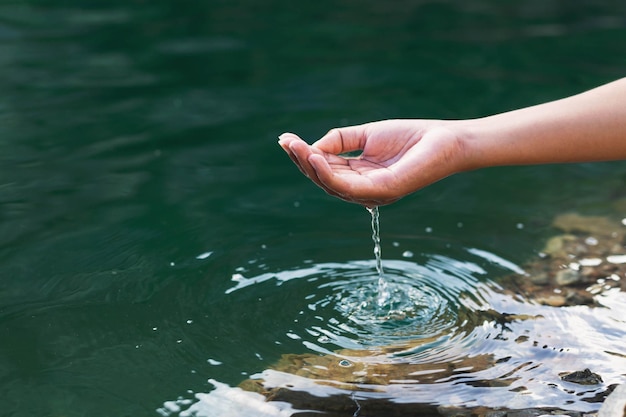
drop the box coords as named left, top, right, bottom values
left=503, top=212, right=626, bottom=307
left=241, top=336, right=496, bottom=394
left=552, top=213, right=620, bottom=237
left=237, top=311, right=540, bottom=416
left=555, top=269, right=582, bottom=286
left=560, top=368, right=603, bottom=385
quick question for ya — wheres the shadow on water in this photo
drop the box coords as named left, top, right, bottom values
left=1, top=0, right=626, bottom=416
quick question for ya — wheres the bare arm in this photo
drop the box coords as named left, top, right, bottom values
left=462, top=77, right=626, bottom=169
left=279, top=78, right=626, bottom=207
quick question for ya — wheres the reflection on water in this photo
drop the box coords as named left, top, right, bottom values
left=160, top=246, right=626, bottom=416
left=158, top=379, right=311, bottom=417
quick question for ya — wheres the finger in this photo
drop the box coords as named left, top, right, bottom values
left=279, top=147, right=306, bottom=176
left=278, top=132, right=302, bottom=151
left=305, top=154, right=352, bottom=200
left=356, top=196, right=401, bottom=208
left=306, top=154, right=400, bottom=206
left=279, top=133, right=316, bottom=178
left=343, top=193, right=401, bottom=208
left=308, top=154, right=358, bottom=197
left=278, top=133, right=303, bottom=162
left=280, top=134, right=350, bottom=200
left=312, top=124, right=368, bottom=155
left=289, top=140, right=318, bottom=179
left=289, top=141, right=347, bottom=200
left=311, top=155, right=403, bottom=206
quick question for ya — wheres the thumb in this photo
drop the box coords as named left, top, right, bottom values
left=313, top=125, right=367, bottom=154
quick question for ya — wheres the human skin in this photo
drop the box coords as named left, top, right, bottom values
left=278, top=77, right=626, bottom=207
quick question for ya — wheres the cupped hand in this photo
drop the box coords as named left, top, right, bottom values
left=278, top=119, right=466, bottom=207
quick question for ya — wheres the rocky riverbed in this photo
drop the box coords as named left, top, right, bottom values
left=234, top=211, right=626, bottom=417
left=500, top=212, right=626, bottom=308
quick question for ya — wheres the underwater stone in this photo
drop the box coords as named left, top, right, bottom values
left=553, top=213, right=620, bottom=236
left=535, top=295, right=566, bottom=307
left=555, top=269, right=581, bottom=286
left=560, top=368, right=603, bottom=385
left=530, top=272, right=550, bottom=285
left=564, top=290, right=595, bottom=306
left=543, top=234, right=577, bottom=257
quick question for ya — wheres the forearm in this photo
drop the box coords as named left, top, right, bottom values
left=461, top=78, right=626, bottom=170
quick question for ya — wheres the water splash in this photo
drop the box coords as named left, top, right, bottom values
left=366, top=206, right=390, bottom=308
left=169, top=246, right=626, bottom=416
left=311, top=258, right=482, bottom=347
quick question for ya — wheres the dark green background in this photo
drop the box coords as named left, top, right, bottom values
left=1, top=0, right=625, bottom=415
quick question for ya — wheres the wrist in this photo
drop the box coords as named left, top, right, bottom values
left=446, top=118, right=493, bottom=172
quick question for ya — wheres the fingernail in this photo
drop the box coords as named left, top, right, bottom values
left=278, top=133, right=292, bottom=141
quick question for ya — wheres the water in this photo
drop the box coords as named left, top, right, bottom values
left=364, top=206, right=431, bottom=324
left=1, top=1, right=626, bottom=416
left=366, top=206, right=391, bottom=309
left=367, top=206, right=384, bottom=280
left=168, top=248, right=626, bottom=416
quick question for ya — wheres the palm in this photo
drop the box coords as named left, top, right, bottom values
left=279, top=121, right=459, bottom=207
left=317, top=128, right=422, bottom=201
left=326, top=133, right=416, bottom=174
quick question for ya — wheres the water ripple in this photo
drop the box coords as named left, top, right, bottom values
left=201, top=248, right=626, bottom=415
left=303, top=258, right=495, bottom=349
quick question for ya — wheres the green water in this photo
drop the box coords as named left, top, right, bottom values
left=1, top=1, right=626, bottom=416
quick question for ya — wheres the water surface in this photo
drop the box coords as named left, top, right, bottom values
left=1, top=1, right=626, bottom=416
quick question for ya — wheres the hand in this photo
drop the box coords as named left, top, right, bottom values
left=279, top=79, right=626, bottom=207
left=278, top=119, right=467, bottom=207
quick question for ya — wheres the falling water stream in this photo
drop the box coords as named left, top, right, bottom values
left=366, top=206, right=391, bottom=309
